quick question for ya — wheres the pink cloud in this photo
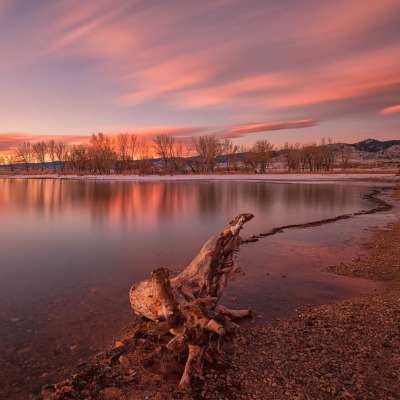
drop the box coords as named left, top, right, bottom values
left=380, top=105, right=400, bottom=115
left=0, top=133, right=88, bottom=152
left=117, top=55, right=219, bottom=106
left=173, top=73, right=293, bottom=109
left=106, top=126, right=209, bottom=142
left=1, top=1, right=400, bottom=142
left=295, top=1, right=399, bottom=48
left=219, top=119, right=317, bottom=139
left=0, top=127, right=210, bottom=154
left=264, top=45, right=400, bottom=113
left=0, top=119, right=316, bottom=154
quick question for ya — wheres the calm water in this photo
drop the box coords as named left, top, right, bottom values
left=0, top=178, right=378, bottom=397
left=0, top=179, right=374, bottom=301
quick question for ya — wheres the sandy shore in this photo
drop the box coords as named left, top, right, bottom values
left=1, top=172, right=400, bottom=185
left=35, top=185, right=400, bottom=400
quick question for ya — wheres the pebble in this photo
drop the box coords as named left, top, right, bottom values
left=119, top=355, right=131, bottom=368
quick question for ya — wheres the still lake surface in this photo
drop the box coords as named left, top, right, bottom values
left=0, top=179, right=375, bottom=305
left=0, top=178, right=380, bottom=397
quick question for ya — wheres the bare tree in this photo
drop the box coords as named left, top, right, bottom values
left=338, top=144, right=353, bottom=171
left=152, top=134, right=177, bottom=174
left=116, top=133, right=130, bottom=173
left=67, top=144, right=89, bottom=172
left=88, top=133, right=116, bottom=174
left=301, top=142, right=324, bottom=171
left=243, top=147, right=257, bottom=173
left=301, top=142, right=316, bottom=171
left=191, top=135, right=222, bottom=172
left=129, top=134, right=138, bottom=170
left=15, top=142, right=32, bottom=172
left=55, top=141, right=68, bottom=172
left=32, top=141, right=48, bottom=171
left=237, top=145, right=248, bottom=172
left=48, top=140, right=57, bottom=172
left=282, top=142, right=301, bottom=172
left=174, top=140, right=187, bottom=174
left=252, top=139, right=274, bottom=173
left=320, top=137, right=336, bottom=171
left=137, top=138, right=152, bottom=174
left=282, top=139, right=336, bottom=172
left=4, top=153, right=16, bottom=171
left=222, top=138, right=239, bottom=172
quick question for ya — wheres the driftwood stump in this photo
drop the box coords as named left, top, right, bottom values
left=129, top=213, right=254, bottom=391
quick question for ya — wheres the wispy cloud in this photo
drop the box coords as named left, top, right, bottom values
left=0, top=1, right=399, bottom=143
left=172, top=73, right=293, bottom=109
left=0, top=118, right=316, bottom=153
left=117, top=55, right=219, bottom=106
left=380, top=105, right=400, bottom=115
left=0, top=133, right=88, bottom=152
left=106, top=126, right=209, bottom=142
left=219, top=120, right=317, bottom=139
left=0, top=127, right=209, bottom=153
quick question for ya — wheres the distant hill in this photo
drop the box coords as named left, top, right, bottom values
left=350, top=138, right=400, bottom=152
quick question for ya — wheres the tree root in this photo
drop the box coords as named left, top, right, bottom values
left=129, top=213, right=254, bottom=391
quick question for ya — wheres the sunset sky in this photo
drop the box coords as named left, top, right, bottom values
left=1, top=0, right=400, bottom=153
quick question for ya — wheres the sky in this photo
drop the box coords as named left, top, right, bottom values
left=1, top=0, right=400, bottom=154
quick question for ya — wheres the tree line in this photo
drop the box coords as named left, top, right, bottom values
left=0, top=133, right=353, bottom=174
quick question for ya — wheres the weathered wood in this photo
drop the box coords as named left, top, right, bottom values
left=129, top=213, right=254, bottom=390
left=179, top=344, right=205, bottom=391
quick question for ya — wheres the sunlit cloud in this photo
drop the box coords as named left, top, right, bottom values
left=219, top=120, right=317, bottom=139
left=0, top=1, right=399, bottom=144
left=106, top=126, right=210, bottom=144
left=0, top=118, right=316, bottom=154
left=109, top=125, right=207, bottom=136
left=271, top=45, right=400, bottom=108
left=172, top=73, right=294, bottom=109
left=0, top=127, right=209, bottom=154
left=0, top=133, right=88, bottom=152
left=171, top=46, right=400, bottom=116
left=380, top=105, right=400, bottom=116
left=117, top=56, right=219, bottom=106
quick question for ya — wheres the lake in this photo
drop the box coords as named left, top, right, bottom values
left=0, top=178, right=384, bottom=398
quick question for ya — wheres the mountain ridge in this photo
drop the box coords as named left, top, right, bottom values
left=350, top=138, right=400, bottom=152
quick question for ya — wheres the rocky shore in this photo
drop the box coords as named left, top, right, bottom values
left=38, top=188, right=400, bottom=400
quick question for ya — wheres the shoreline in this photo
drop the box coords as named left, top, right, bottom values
left=1, top=172, right=399, bottom=185
left=36, top=185, right=400, bottom=400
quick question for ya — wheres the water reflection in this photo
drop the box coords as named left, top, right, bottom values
left=0, top=178, right=376, bottom=399
left=0, top=179, right=374, bottom=283
left=0, top=179, right=373, bottom=227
